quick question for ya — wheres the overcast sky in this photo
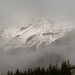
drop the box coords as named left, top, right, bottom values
left=0, top=0, right=75, bottom=74
left=0, top=0, right=75, bottom=30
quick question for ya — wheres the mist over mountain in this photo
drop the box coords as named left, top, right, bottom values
left=0, top=19, right=74, bottom=74
left=0, top=0, right=75, bottom=75
left=0, top=19, right=71, bottom=53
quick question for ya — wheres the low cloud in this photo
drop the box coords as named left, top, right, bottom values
left=0, top=29, right=75, bottom=74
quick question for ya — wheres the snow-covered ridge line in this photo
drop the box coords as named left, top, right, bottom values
left=0, top=19, right=72, bottom=52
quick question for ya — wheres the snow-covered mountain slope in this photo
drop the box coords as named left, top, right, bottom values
left=0, top=19, right=72, bottom=52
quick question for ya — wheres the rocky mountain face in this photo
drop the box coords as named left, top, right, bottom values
left=0, top=19, right=71, bottom=53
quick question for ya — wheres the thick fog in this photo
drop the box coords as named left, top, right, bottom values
left=0, top=29, right=75, bottom=74
left=0, top=0, right=75, bottom=74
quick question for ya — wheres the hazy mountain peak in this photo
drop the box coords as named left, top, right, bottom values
left=0, top=19, right=72, bottom=52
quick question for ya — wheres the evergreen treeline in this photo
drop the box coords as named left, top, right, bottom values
left=4, top=60, right=75, bottom=75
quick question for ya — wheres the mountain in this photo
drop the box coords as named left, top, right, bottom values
left=0, top=19, right=71, bottom=53
left=0, top=19, right=74, bottom=74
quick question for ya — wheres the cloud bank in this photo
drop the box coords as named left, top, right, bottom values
left=0, top=29, right=75, bottom=74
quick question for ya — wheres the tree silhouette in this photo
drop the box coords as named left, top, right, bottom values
left=5, top=60, right=75, bottom=75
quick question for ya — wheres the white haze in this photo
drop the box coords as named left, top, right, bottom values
left=0, top=0, right=75, bottom=74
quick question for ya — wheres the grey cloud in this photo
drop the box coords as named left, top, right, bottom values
left=0, top=29, right=75, bottom=74
left=0, top=0, right=75, bottom=30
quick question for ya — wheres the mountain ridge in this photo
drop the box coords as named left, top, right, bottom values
left=0, top=19, right=72, bottom=53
